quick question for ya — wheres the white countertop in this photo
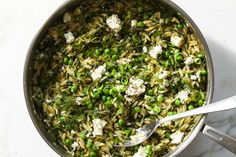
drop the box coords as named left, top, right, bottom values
left=1, top=0, right=236, bottom=156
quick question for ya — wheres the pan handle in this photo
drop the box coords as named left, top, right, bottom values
left=201, top=124, right=236, bottom=154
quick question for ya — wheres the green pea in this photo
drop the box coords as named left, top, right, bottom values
left=177, top=23, right=184, bottom=30
left=80, top=132, right=86, bottom=140
left=188, top=104, right=194, bottom=110
left=103, top=88, right=110, bottom=95
left=70, top=85, right=78, bottom=93
left=109, top=88, right=117, bottom=96
left=106, top=96, right=112, bottom=101
left=102, top=95, right=107, bottom=102
left=93, top=92, right=100, bottom=99
left=197, top=99, right=204, bottom=106
left=143, top=15, right=149, bottom=20
left=89, top=150, right=97, bottom=157
left=200, top=69, right=207, bottom=76
left=194, top=58, right=202, bottom=64
left=165, top=18, right=171, bottom=24
left=134, top=106, right=141, bottom=113
left=153, top=105, right=161, bottom=114
left=137, top=21, right=145, bottom=28
left=147, top=89, right=154, bottom=96
left=197, top=53, right=204, bottom=58
left=167, top=111, right=174, bottom=116
left=105, top=100, right=113, bottom=108
left=64, top=138, right=73, bottom=146
left=176, top=54, right=182, bottom=62
left=117, top=106, right=125, bottom=114
left=112, top=47, right=119, bottom=54
left=112, top=55, right=118, bottom=61
left=157, top=94, right=164, bottom=102
left=146, top=145, right=152, bottom=155
left=95, top=49, right=100, bottom=56
left=97, top=87, right=103, bottom=94
left=55, top=97, right=62, bottom=105
left=104, top=48, right=110, bottom=55
left=126, top=11, right=132, bottom=19
left=118, top=119, right=125, bottom=126
left=87, top=101, right=94, bottom=109
left=137, top=7, right=143, bottom=13
left=175, top=99, right=181, bottom=106
left=68, top=58, right=73, bottom=66
left=86, top=140, right=93, bottom=149
left=64, top=57, right=69, bottom=65
left=165, top=132, right=171, bottom=138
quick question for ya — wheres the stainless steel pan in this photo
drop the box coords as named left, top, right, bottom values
left=23, top=0, right=235, bottom=156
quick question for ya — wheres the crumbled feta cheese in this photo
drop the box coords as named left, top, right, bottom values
left=64, top=31, right=75, bottom=44
left=143, top=46, right=148, bottom=53
left=126, top=77, right=146, bottom=96
left=131, top=19, right=137, bottom=27
left=71, top=142, right=78, bottom=150
left=71, top=130, right=76, bottom=134
left=190, top=75, right=197, bottom=80
left=117, top=58, right=132, bottom=65
left=184, top=56, right=193, bottom=65
left=91, top=65, right=106, bottom=81
left=170, top=131, right=184, bottom=144
left=92, top=118, right=107, bottom=137
left=133, top=146, right=147, bottom=157
left=158, top=71, right=168, bottom=79
left=76, top=97, right=83, bottom=105
left=86, top=132, right=91, bottom=137
left=63, top=12, right=72, bottom=23
left=171, top=36, right=184, bottom=47
left=106, top=14, right=122, bottom=33
left=46, top=99, right=52, bottom=103
left=102, top=155, right=111, bottom=157
left=176, top=89, right=190, bottom=104
left=149, top=45, right=162, bottom=59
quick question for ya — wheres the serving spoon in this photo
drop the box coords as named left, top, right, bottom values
left=119, top=95, right=236, bottom=147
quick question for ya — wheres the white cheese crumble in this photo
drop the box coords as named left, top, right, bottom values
left=158, top=70, right=168, bottom=79
left=63, top=12, right=72, bottom=23
left=130, top=129, right=147, bottom=144
left=117, top=58, right=132, bottom=65
left=170, top=131, right=184, bottom=144
left=71, top=142, right=78, bottom=150
left=76, top=97, right=83, bottom=105
left=149, top=45, right=162, bottom=59
left=102, top=155, right=111, bottom=157
left=64, top=31, right=75, bottom=44
left=133, top=146, right=147, bottom=157
left=86, top=132, right=91, bottom=137
left=184, top=56, right=193, bottom=65
left=171, top=35, right=184, bottom=47
left=92, top=118, right=107, bottom=137
left=91, top=65, right=106, bottom=81
left=106, top=14, right=122, bottom=33
left=131, top=19, right=137, bottom=27
left=190, top=75, right=197, bottom=80
left=143, top=46, right=148, bottom=53
left=176, top=89, right=190, bottom=104
left=126, top=77, right=146, bottom=96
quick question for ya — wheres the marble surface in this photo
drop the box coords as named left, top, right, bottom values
left=0, top=0, right=236, bottom=156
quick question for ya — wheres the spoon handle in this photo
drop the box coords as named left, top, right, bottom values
left=160, top=95, right=236, bottom=124
left=202, top=124, right=236, bottom=154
